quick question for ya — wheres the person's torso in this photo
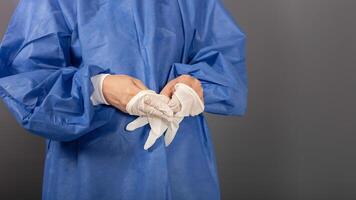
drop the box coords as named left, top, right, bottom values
left=72, top=0, right=186, bottom=91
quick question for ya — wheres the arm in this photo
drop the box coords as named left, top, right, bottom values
left=0, top=0, right=114, bottom=141
left=168, top=0, right=248, bottom=116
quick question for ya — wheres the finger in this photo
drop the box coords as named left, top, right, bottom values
left=144, top=97, right=173, bottom=117
left=164, top=121, right=180, bottom=146
left=126, top=117, right=149, bottom=131
left=177, top=74, right=193, bottom=82
left=200, top=92, right=205, bottom=103
left=144, top=130, right=160, bottom=150
left=140, top=105, right=173, bottom=122
left=139, top=101, right=173, bottom=120
left=147, top=117, right=168, bottom=137
left=138, top=103, right=166, bottom=117
left=197, top=87, right=204, bottom=101
left=176, top=76, right=204, bottom=99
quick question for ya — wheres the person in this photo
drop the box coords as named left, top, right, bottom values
left=0, top=0, right=248, bottom=199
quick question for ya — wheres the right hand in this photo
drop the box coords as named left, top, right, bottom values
left=102, top=75, right=148, bottom=113
left=160, top=74, right=204, bottom=103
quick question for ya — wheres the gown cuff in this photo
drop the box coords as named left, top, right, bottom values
left=90, top=73, right=111, bottom=105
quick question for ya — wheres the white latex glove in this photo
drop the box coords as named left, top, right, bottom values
left=126, top=94, right=172, bottom=150
left=126, top=83, right=204, bottom=150
left=164, top=83, right=205, bottom=145
left=126, top=90, right=173, bottom=121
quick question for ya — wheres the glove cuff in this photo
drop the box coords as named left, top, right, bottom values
left=174, top=83, right=205, bottom=116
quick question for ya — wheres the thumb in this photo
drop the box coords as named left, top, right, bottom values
left=126, top=117, right=149, bottom=131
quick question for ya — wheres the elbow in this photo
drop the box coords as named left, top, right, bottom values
left=224, top=100, right=247, bottom=117
left=22, top=115, right=88, bottom=142
left=22, top=107, right=113, bottom=142
left=230, top=102, right=248, bottom=117
left=225, top=89, right=248, bottom=117
left=204, top=85, right=248, bottom=116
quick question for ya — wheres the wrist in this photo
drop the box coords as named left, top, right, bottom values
left=90, top=73, right=111, bottom=105
left=101, top=74, right=112, bottom=105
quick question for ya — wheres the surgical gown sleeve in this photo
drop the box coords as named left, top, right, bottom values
left=169, top=0, right=248, bottom=116
left=0, top=1, right=114, bottom=141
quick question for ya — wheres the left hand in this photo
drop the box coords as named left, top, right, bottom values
left=160, top=75, right=204, bottom=103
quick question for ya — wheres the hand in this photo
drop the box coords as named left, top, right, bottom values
left=102, top=75, right=147, bottom=112
left=126, top=83, right=205, bottom=150
left=126, top=95, right=172, bottom=150
left=125, top=90, right=173, bottom=121
left=163, top=83, right=205, bottom=145
left=160, top=75, right=204, bottom=103
left=126, top=93, right=173, bottom=150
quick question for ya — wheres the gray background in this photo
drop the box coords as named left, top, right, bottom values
left=1, top=0, right=356, bottom=199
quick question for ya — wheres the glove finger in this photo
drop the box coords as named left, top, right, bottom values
left=164, top=120, right=180, bottom=146
left=143, top=117, right=170, bottom=150
left=147, top=117, right=169, bottom=137
left=143, top=95, right=173, bottom=117
left=144, top=130, right=160, bottom=150
left=126, top=117, right=149, bottom=131
left=139, top=104, right=173, bottom=122
left=168, top=95, right=181, bottom=113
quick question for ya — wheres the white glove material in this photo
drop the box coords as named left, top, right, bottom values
left=126, top=83, right=204, bottom=150
left=164, top=83, right=205, bottom=146
left=126, top=94, right=172, bottom=150
left=125, top=90, right=173, bottom=120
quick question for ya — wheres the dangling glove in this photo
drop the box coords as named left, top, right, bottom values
left=126, top=91, right=173, bottom=150
left=126, top=83, right=204, bottom=150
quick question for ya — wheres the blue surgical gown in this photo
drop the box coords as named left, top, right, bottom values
left=0, top=0, right=247, bottom=199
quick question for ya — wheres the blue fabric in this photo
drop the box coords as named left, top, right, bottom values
left=0, top=0, right=247, bottom=199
